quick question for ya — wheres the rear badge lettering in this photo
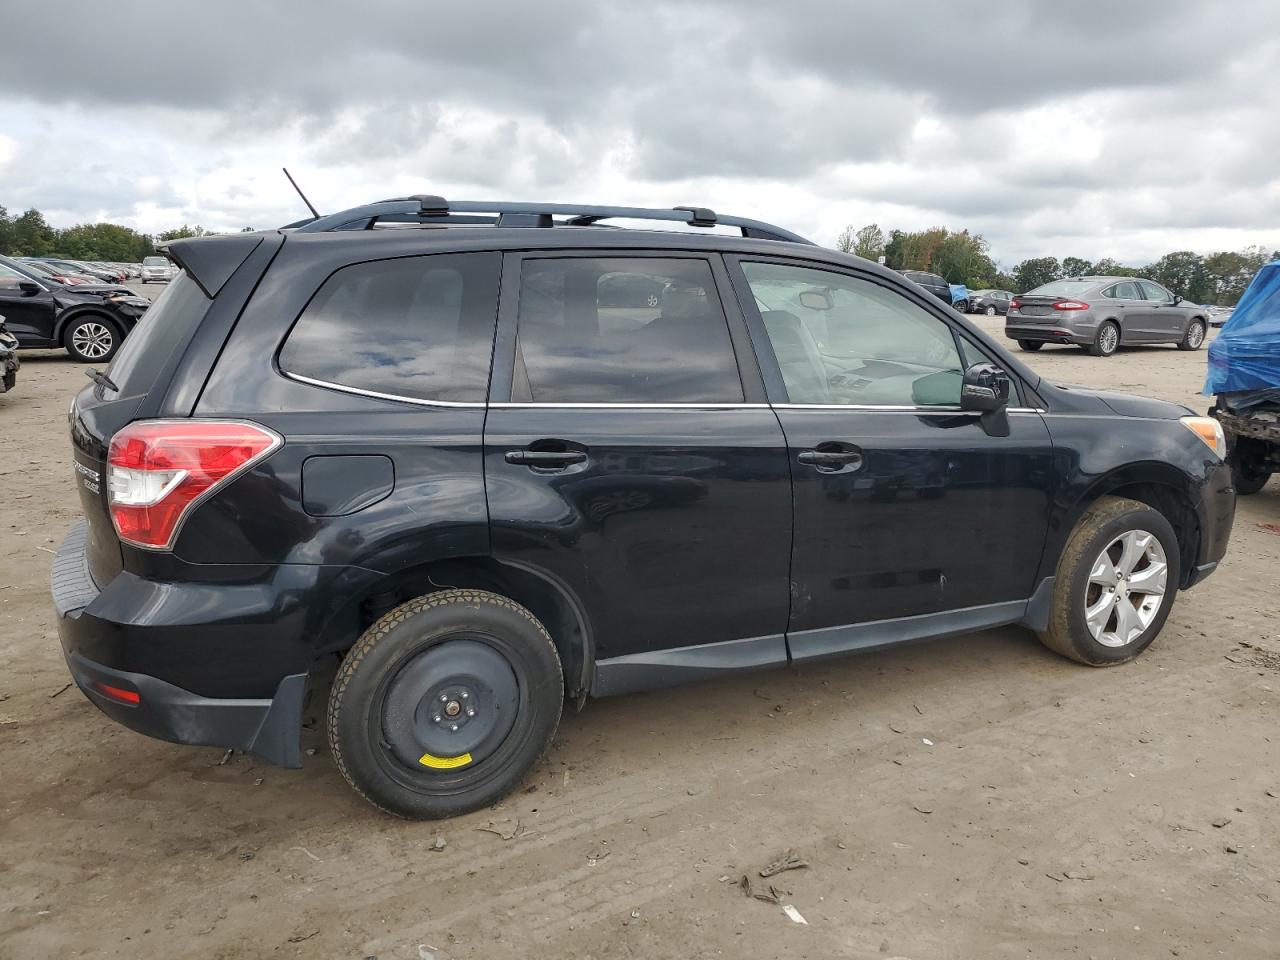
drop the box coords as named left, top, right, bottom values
left=73, top=461, right=100, bottom=494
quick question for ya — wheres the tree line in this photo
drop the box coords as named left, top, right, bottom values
left=0, top=204, right=247, bottom=263
left=837, top=223, right=1279, bottom=306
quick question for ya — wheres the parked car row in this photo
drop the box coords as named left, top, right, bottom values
left=0, top=254, right=150, bottom=361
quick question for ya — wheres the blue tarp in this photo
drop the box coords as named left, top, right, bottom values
left=1204, top=261, right=1280, bottom=395
left=949, top=283, right=968, bottom=306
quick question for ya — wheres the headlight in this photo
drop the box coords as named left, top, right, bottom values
left=1179, top=416, right=1227, bottom=459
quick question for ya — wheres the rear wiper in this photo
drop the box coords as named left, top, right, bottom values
left=85, top=368, right=118, bottom=392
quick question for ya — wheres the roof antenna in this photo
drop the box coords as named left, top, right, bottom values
left=282, top=167, right=319, bottom=219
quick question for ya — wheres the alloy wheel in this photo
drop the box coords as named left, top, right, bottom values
left=1099, top=324, right=1119, bottom=355
left=1188, top=322, right=1205, bottom=348
left=72, top=322, right=114, bottom=359
left=1083, top=529, right=1167, bottom=647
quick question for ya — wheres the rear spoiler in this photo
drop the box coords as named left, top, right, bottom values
left=159, top=234, right=264, bottom=299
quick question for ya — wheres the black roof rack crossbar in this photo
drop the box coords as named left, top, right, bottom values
left=291, top=198, right=812, bottom=244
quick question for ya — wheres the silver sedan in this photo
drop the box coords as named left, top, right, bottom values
left=1005, top=277, right=1210, bottom=357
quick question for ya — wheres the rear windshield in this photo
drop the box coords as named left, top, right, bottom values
left=1026, top=280, right=1097, bottom=297
left=106, top=272, right=211, bottom=393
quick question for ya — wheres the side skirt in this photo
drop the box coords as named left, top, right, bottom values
left=590, top=579, right=1056, bottom=697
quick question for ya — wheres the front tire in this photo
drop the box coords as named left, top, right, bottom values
left=1018, top=340, right=1044, bottom=351
left=63, top=316, right=121, bottom=363
left=1089, top=320, right=1120, bottom=357
left=1038, top=496, right=1180, bottom=666
left=327, top=589, right=563, bottom=819
left=1178, top=319, right=1206, bottom=351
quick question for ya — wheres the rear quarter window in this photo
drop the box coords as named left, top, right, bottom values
left=278, top=252, right=501, bottom=404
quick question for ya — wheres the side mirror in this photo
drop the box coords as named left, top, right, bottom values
left=1172, top=295, right=1183, bottom=305
left=961, top=361, right=1012, bottom=437
left=18, top=280, right=42, bottom=297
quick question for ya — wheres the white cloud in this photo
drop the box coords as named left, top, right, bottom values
left=1, top=0, right=1278, bottom=266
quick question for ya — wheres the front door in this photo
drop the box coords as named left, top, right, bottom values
left=0, top=264, right=56, bottom=346
left=728, top=257, right=1054, bottom=661
left=484, top=253, right=793, bottom=688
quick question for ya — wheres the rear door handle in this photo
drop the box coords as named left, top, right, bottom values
left=505, top=449, right=587, bottom=468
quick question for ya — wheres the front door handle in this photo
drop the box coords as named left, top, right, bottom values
left=798, top=443, right=863, bottom=471
left=505, top=449, right=587, bottom=468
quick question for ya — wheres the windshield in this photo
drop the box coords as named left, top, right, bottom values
left=142, top=257, right=168, bottom=266
left=1027, top=280, right=1097, bottom=297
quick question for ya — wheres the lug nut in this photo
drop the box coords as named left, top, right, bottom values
left=466, top=708, right=475, bottom=717
left=450, top=723, right=458, bottom=732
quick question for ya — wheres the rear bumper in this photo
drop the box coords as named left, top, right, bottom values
left=51, top=520, right=308, bottom=767
left=64, top=651, right=306, bottom=767
left=1005, top=323, right=1088, bottom=345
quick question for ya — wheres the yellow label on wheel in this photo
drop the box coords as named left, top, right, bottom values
left=418, top=751, right=473, bottom=769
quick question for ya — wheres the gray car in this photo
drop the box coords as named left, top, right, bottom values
left=1005, top=276, right=1210, bottom=357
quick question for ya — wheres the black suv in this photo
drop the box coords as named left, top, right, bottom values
left=0, top=255, right=149, bottom=362
left=54, top=198, right=1236, bottom=818
left=897, top=269, right=953, bottom=306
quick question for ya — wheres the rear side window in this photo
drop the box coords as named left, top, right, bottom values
left=1105, top=281, right=1140, bottom=299
left=106, top=272, right=211, bottom=394
left=280, top=253, right=500, bottom=403
left=513, top=257, right=743, bottom=403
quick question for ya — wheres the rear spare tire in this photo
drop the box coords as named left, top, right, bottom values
left=327, top=589, right=563, bottom=819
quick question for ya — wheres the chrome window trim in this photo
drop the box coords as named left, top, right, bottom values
left=283, top=372, right=1047, bottom=415
left=490, top=401, right=770, bottom=409
left=283, top=371, right=488, bottom=408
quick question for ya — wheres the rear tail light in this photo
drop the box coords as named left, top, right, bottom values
left=1053, top=300, right=1090, bottom=311
left=1009, top=298, right=1021, bottom=310
left=107, top=420, right=282, bottom=550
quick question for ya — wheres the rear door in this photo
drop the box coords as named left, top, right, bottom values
left=484, top=252, right=792, bottom=678
left=1100, top=281, right=1142, bottom=341
left=727, top=256, right=1054, bottom=660
left=1137, top=280, right=1180, bottom=340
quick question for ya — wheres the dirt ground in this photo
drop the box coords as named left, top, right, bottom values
left=1, top=307, right=1277, bottom=960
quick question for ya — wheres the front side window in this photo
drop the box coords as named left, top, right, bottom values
left=1138, top=280, right=1172, bottom=302
left=514, top=257, right=743, bottom=403
left=742, top=261, right=963, bottom=406
left=279, top=252, right=500, bottom=403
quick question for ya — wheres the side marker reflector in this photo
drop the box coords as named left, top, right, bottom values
left=95, top=682, right=141, bottom=705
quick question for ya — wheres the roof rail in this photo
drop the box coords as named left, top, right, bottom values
left=289, top=197, right=812, bottom=244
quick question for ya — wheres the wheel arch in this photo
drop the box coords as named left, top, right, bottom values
left=310, top=555, right=595, bottom=701
left=1052, top=465, right=1201, bottom=589
left=53, top=306, right=122, bottom=344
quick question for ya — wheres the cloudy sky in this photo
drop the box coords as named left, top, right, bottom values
left=2, top=0, right=1278, bottom=266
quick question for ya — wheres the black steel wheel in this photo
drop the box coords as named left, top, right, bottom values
left=327, top=589, right=563, bottom=819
